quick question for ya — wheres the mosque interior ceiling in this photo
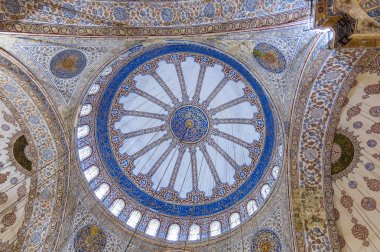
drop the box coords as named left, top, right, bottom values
left=0, top=1, right=379, bottom=252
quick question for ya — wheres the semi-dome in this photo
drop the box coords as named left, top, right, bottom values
left=75, top=42, right=284, bottom=242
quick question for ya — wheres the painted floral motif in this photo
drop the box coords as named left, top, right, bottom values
left=340, top=191, right=353, bottom=213
left=351, top=218, right=369, bottom=247
left=0, top=172, right=10, bottom=184
left=370, top=122, right=380, bottom=134
left=364, top=177, right=380, bottom=192
left=346, top=102, right=362, bottom=121
left=0, top=192, right=8, bottom=205
left=1, top=210, right=16, bottom=233
left=362, top=83, right=380, bottom=99
left=337, top=235, right=346, bottom=249
left=333, top=208, right=340, bottom=221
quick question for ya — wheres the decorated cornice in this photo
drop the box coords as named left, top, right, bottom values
left=0, top=8, right=309, bottom=37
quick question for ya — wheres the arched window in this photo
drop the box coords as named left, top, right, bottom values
left=109, top=199, right=125, bottom=217
left=272, top=165, right=280, bottom=179
left=278, top=144, right=283, bottom=157
left=209, top=221, right=221, bottom=237
left=78, top=145, right=92, bottom=161
left=247, top=200, right=258, bottom=216
left=229, top=212, right=241, bottom=229
left=166, top=224, right=180, bottom=241
left=80, top=104, right=92, bottom=116
left=94, top=183, right=110, bottom=201
left=126, top=210, right=142, bottom=229
left=89, top=84, right=100, bottom=95
left=261, top=184, right=271, bottom=199
left=145, top=219, right=160, bottom=237
left=84, top=165, right=99, bottom=182
left=77, top=125, right=90, bottom=139
left=188, top=224, right=201, bottom=241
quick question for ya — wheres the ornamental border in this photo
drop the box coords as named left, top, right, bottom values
left=0, top=9, right=308, bottom=37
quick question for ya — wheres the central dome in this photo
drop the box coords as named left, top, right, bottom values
left=76, top=42, right=283, bottom=241
left=170, top=105, right=209, bottom=143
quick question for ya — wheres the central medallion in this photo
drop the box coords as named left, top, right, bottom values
left=170, top=105, right=209, bottom=144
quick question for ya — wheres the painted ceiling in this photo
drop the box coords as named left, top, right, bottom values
left=0, top=1, right=379, bottom=251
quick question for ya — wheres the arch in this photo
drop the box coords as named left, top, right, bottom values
left=209, top=221, right=221, bottom=237
left=229, top=212, right=241, bottom=229
left=188, top=224, right=201, bottom=241
left=126, top=210, right=142, bottom=229
left=166, top=224, right=180, bottom=241
left=0, top=49, right=68, bottom=251
left=145, top=219, right=160, bottom=237
left=94, top=183, right=110, bottom=201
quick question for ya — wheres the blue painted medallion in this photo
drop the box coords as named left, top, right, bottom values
left=50, top=49, right=87, bottom=79
left=252, top=43, right=286, bottom=74
left=74, top=225, right=107, bottom=252
left=170, top=106, right=209, bottom=143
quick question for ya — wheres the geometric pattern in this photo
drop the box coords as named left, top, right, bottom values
left=16, top=45, right=106, bottom=104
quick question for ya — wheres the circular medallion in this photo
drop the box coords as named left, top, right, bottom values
left=252, top=230, right=281, bottom=252
left=73, top=225, right=107, bottom=252
left=50, top=49, right=87, bottom=79
left=76, top=42, right=283, bottom=241
left=170, top=106, right=209, bottom=143
left=252, top=43, right=286, bottom=73
left=331, top=128, right=361, bottom=180
left=361, top=197, right=376, bottom=211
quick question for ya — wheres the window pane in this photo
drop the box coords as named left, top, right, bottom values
left=80, top=104, right=92, bottom=116
left=166, top=224, right=180, bottom=241
left=229, top=213, right=241, bottom=229
left=89, top=84, right=100, bottom=95
left=247, top=200, right=258, bottom=216
left=94, top=183, right=110, bottom=201
left=261, top=184, right=271, bottom=199
left=272, top=165, right=280, bottom=179
left=77, top=125, right=90, bottom=139
left=210, top=221, right=221, bottom=237
left=145, top=219, right=160, bottom=237
left=126, top=210, right=142, bottom=228
left=109, top=199, right=125, bottom=217
left=188, top=224, right=200, bottom=241
left=84, top=165, right=99, bottom=182
left=78, top=145, right=92, bottom=161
